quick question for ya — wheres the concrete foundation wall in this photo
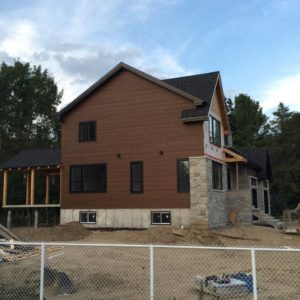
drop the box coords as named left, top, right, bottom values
left=60, top=208, right=190, bottom=228
left=227, top=189, right=252, bottom=223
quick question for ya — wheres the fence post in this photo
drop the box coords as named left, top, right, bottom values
left=150, top=245, right=154, bottom=300
left=39, top=243, right=45, bottom=300
left=251, top=248, right=258, bottom=300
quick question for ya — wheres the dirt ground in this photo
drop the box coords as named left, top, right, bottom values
left=11, top=222, right=300, bottom=248
left=2, top=224, right=300, bottom=299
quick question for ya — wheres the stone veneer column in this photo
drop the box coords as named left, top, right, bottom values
left=189, top=157, right=209, bottom=229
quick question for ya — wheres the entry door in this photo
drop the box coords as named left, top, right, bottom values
left=252, top=189, right=258, bottom=209
left=264, top=190, right=270, bottom=214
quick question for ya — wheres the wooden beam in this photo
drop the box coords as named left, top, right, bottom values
left=2, top=170, right=8, bottom=207
left=26, top=172, right=30, bottom=205
left=30, top=169, right=35, bottom=205
left=224, top=158, right=246, bottom=163
left=223, top=148, right=247, bottom=163
left=45, top=174, right=50, bottom=205
left=236, top=162, right=239, bottom=190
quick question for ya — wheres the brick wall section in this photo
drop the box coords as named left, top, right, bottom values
left=61, top=70, right=204, bottom=209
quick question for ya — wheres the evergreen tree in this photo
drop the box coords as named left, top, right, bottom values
left=229, top=94, right=268, bottom=147
left=0, top=61, right=62, bottom=161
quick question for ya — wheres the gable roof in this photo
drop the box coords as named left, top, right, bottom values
left=238, top=147, right=272, bottom=180
left=60, top=62, right=207, bottom=120
left=0, top=149, right=61, bottom=169
left=163, top=72, right=219, bottom=120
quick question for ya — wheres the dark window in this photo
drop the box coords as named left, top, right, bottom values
left=251, top=177, right=258, bottom=187
left=130, top=162, right=143, bottom=193
left=177, top=159, right=190, bottom=192
left=80, top=211, right=96, bottom=224
left=209, top=116, right=221, bottom=146
left=151, top=212, right=171, bottom=225
left=70, top=164, right=106, bottom=193
left=227, top=167, right=231, bottom=190
left=212, top=161, right=223, bottom=190
left=79, top=121, right=96, bottom=142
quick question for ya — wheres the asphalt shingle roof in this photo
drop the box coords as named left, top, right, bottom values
left=0, top=149, right=61, bottom=169
left=238, top=147, right=272, bottom=180
left=163, top=72, right=219, bottom=118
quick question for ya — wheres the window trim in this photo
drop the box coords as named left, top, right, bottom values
left=151, top=211, right=171, bottom=225
left=177, top=158, right=190, bottom=193
left=250, top=176, right=258, bottom=188
left=130, top=161, right=143, bottom=194
left=79, top=211, right=97, bottom=224
left=79, top=121, right=97, bottom=142
left=209, top=116, right=221, bottom=147
left=212, top=161, right=223, bottom=190
left=69, top=163, right=107, bottom=193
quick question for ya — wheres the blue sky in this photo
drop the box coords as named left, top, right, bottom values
left=0, top=0, right=299, bottom=115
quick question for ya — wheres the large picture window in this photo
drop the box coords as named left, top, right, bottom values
left=212, top=161, right=223, bottom=190
left=79, top=121, right=96, bottom=142
left=177, top=159, right=190, bottom=192
left=209, top=116, right=221, bottom=146
left=70, top=164, right=106, bottom=193
left=130, top=161, right=143, bottom=193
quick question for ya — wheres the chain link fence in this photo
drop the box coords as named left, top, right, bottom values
left=0, top=241, right=300, bottom=299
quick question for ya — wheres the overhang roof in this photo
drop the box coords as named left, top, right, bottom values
left=238, top=147, right=272, bottom=180
left=0, top=149, right=61, bottom=169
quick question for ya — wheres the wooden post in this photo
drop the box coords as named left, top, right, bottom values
left=2, top=170, right=8, bottom=207
left=7, top=210, right=12, bottom=230
left=45, top=174, right=50, bottom=205
left=30, top=169, right=35, bottom=205
left=59, top=167, right=62, bottom=204
left=26, top=171, right=30, bottom=205
left=34, top=209, right=38, bottom=229
left=236, top=162, right=239, bottom=190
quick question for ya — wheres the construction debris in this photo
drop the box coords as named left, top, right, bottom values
left=0, top=224, right=19, bottom=241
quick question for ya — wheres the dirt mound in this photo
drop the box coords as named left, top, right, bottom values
left=125, top=226, right=222, bottom=245
left=12, top=222, right=91, bottom=242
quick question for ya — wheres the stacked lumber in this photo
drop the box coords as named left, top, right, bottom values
left=0, top=244, right=64, bottom=262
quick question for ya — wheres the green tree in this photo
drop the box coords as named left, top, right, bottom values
left=229, top=93, right=268, bottom=147
left=0, top=61, right=62, bottom=161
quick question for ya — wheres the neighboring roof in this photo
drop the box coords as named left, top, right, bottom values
left=238, top=147, right=272, bottom=180
left=163, top=72, right=219, bottom=119
left=60, top=62, right=207, bottom=120
left=0, top=149, right=61, bottom=169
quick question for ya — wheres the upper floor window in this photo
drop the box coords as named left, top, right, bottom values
left=70, top=164, right=106, bottom=193
left=79, top=121, right=96, bottom=142
left=130, top=161, right=143, bottom=193
left=209, top=116, right=221, bottom=147
left=177, top=159, right=190, bottom=192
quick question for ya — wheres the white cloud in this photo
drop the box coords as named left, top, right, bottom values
left=261, top=74, right=300, bottom=112
left=0, top=0, right=191, bottom=108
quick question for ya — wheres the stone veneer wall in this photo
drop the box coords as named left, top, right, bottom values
left=227, top=189, right=252, bottom=223
left=189, top=157, right=209, bottom=229
left=207, top=159, right=227, bottom=228
left=189, top=157, right=227, bottom=229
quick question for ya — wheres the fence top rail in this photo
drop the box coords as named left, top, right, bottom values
left=1, top=241, right=300, bottom=252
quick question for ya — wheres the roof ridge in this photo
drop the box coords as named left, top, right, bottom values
left=163, top=71, right=220, bottom=81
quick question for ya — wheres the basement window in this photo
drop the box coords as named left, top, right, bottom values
left=151, top=212, right=171, bottom=225
left=80, top=211, right=96, bottom=224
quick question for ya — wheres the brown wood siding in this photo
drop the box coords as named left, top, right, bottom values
left=61, top=70, right=204, bottom=209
